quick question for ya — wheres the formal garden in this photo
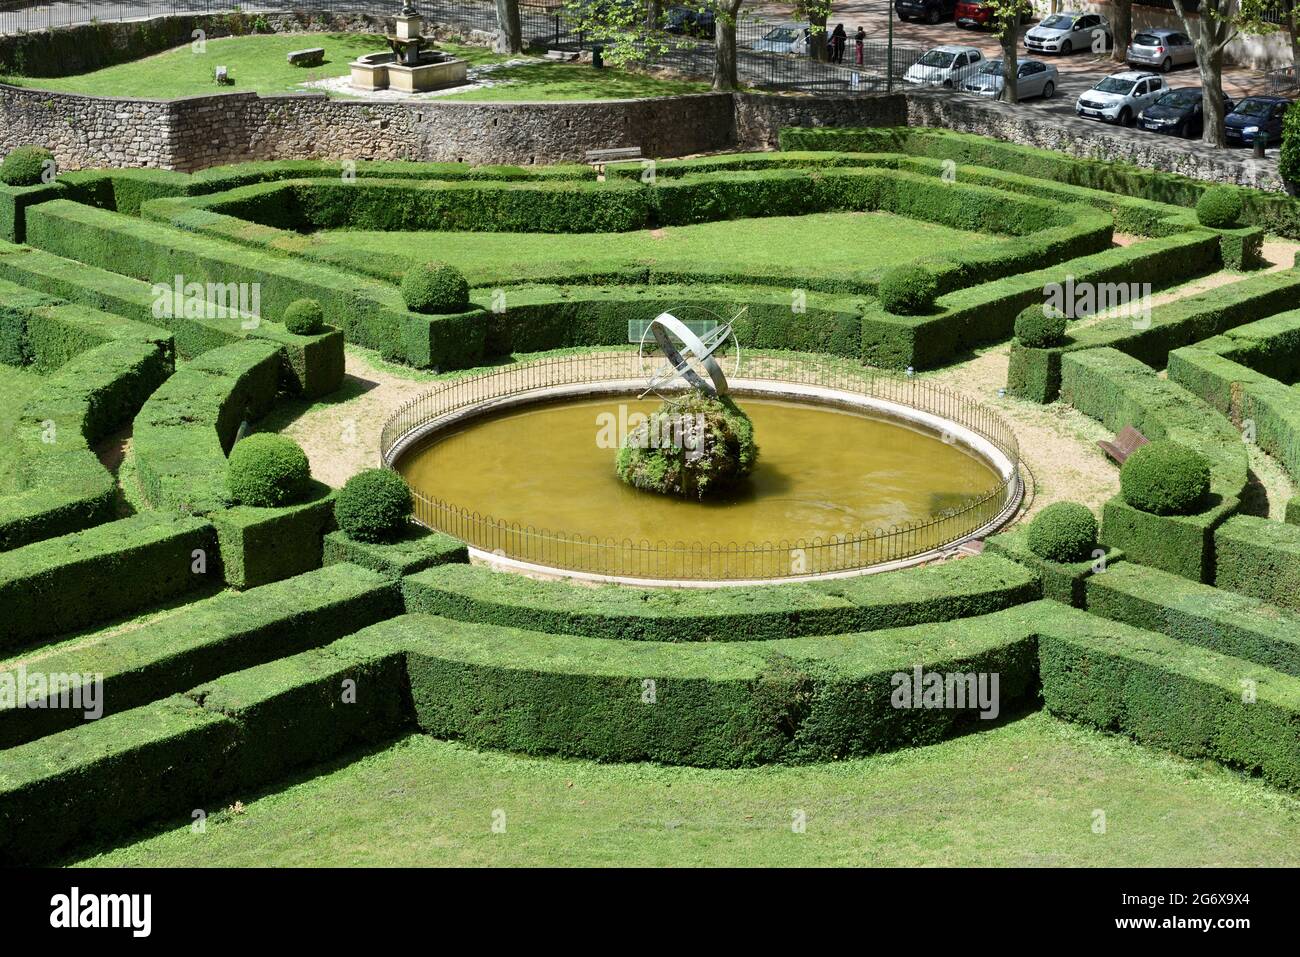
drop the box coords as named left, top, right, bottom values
left=3, top=118, right=1300, bottom=866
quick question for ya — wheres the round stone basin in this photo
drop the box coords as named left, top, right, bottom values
left=396, top=393, right=1007, bottom=579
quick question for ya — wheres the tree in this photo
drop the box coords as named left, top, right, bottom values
left=561, top=0, right=671, bottom=68
left=796, top=0, right=832, bottom=63
left=712, top=0, right=745, bottom=89
left=1111, top=0, right=1133, bottom=63
left=494, top=0, right=523, bottom=54
left=988, top=0, right=1032, bottom=103
left=1170, top=0, right=1278, bottom=147
left=1284, top=0, right=1300, bottom=80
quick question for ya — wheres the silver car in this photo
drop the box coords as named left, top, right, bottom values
left=1126, top=28, right=1196, bottom=73
left=1025, top=12, right=1110, bottom=56
left=750, top=22, right=810, bottom=55
left=961, top=58, right=1058, bottom=99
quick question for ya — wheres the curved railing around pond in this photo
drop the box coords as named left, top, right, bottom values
left=380, top=352, right=1022, bottom=581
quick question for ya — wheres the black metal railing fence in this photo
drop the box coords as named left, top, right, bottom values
left=379, top=351, right=1022, bottom=581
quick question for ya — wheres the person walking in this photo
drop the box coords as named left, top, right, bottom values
left=854, top=26, right=865, bottom=66
left=831, top=23, right=847, bottom=64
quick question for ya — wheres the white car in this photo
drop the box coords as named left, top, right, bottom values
left=750, top=22, right=810, bottom=55
left=1025, top=11, right=1110, bottom=56
left=1075, top=70, right=1166, bottom=125
left=903, top=45, right=986, bottom=88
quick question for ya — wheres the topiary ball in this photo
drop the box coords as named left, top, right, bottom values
left=401, top=262, right=470, bottom=314
left=0, top=146, right=54, bottom=187
left=616, top=391, right=758, bottom=500
left=1027, top=501, right=1098, bottom=563
left=1195, top=186, right=1244, bottom=229
left=226, top=433, right=311, bottom=507
left=282, top=298, right=324, bottom=335
left=1014, top=304, right=1069, bottom=348
left=334, top=468, right=413, bottom=543
left=877, top=264, right=938, bottom=316
left=1120, top=440, right=1212, bottom=516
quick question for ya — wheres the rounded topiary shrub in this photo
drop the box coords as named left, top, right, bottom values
left=616, top=391, right=758, bottom=500
left=0, top=146, right=53, bottom=187
left=1195, top=186, right=1244, bottom=229
left=1027, top=501, right=1097, bottom=563
left=282, top=298, right=324, bottom=336
left=334, top=468, right=413, bottom=543
left=1120, top=440, right=1212, bottom=516
left=226, top=433, right=311, bottom=507
left=1014, top=304, right=1069, bottom=348
left=877, top=264, right=938, bottom=316
left=401, top=262, right=470, bottom=314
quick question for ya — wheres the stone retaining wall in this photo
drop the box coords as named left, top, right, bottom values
left=905, top=90, right=1284, bottom=192
left=0, top=81, right=1286, bottom=190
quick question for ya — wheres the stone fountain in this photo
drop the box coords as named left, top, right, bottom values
left=350, top=1, right=468, bottom=94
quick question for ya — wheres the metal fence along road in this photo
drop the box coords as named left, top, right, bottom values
left=380, top=352, right=1022, bottom=582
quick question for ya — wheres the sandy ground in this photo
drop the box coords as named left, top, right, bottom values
left=273, top=352, right=438, bottom=488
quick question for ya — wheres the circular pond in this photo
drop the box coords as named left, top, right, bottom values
left=400, top=395, right=998, bottom=547
left=382, top=354, right=1022, bottom=584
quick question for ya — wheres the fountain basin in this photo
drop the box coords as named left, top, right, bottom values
left=381, top=355, right=1022, bottom=585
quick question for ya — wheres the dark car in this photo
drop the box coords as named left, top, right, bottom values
left=896, top=0, right=959, bottom=25
left=1137, top=87, right=1233, bottom=138
left=1224, top=96, right=1292, bottom=146
left=664, top=6, right=715, bottom=37
left=954, top=1, right=995, bottom=28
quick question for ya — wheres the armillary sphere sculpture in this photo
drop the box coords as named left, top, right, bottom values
left=638, top=307, right=744, bottom=399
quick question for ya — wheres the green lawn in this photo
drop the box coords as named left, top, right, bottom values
left=309, top=212, right=1001, bottom=285
left=0, top=364, right=37, bottom=494
left=440, top=61, right=708, bottom=101
left=1, top=33, right=703, bottom=102
left=73, top=712, right=1300, bottom=867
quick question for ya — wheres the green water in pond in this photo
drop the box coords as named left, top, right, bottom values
left=399, top=396, right=999, bottom=546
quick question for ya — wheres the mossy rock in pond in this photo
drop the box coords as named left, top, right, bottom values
left=616, top=391, right=758, bottom=500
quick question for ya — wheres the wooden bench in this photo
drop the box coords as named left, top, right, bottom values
left=1098, top=425, right=1149, bottom=465
left=585, top=146, right=643, bottom=164
left=287, top=48, right=326, bottom=68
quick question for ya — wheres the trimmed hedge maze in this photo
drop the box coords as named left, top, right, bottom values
left=4, top=129, right=1300, bottom=864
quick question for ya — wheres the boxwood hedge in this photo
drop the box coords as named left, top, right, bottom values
left=401, top=554, right=1040, bottom=642
left=1085, top=561, right=1300, bottom=676
left=1214, top=515, right=1300, bottom=611
left=0, top=512, right=215, bottom=650
left=1060, top=347, right=1247, bottom=581
left=0, top=562, right=401, bottom=749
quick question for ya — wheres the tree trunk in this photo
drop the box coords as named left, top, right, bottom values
left=494, top=0, right=523, bottom=54
left=1112, top=0, right=1132, bottom=64
left=809, top=15, right=829, bottom=63
left=1197, top=43, right=1227, bottom=147
left=1287, top=0, right=1300, bottom=82
left=1001, top=15, right=1020, bottom=104
left=646, top=0, right=662, bottom=33
left=713, top=14, right=738, bottom=90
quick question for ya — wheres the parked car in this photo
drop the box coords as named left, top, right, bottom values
left=750, top=21, right=810, bottom=55
left=1125, top=28, right=1196, bottom=73
left=896, top=0, right=959, bottom=24
left=954, top=1, right=995, bottom=28
left=961, top=58, right=1058, bottom=99
left=1025, top=12, right=1110, bottom=56
left=1224, top=95, right=1293, bottom=146
left=1075, top=70, right=1166, bottom=125
left=664, top=6, right=716, bottom=37
left=903, top=45, right=987, bottom=87
left=1137, top=87, right=1231, bottom=138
